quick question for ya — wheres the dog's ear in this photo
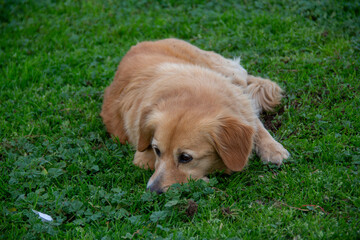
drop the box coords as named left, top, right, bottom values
left=137, top=106, right=155, bottom=152
left=212, top=117, right=254, bottom=172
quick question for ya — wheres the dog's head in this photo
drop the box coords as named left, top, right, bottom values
left=137, top=104, right=254, bottom=193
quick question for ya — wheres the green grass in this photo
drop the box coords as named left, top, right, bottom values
left=1, top=0, right=359, bottom=239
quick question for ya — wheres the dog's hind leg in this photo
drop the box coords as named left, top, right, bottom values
left=153, top=39, right=283, bottom=113
left=196, top=52, right=283, bottom=113
left=198, top=52, right=283, bottom=113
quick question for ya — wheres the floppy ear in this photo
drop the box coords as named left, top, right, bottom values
left=137, top=107, right=155, bottom=152
left=212, top=117, right=254, bottom=172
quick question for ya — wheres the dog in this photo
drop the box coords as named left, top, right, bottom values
left=101, top=38, right=289, bottom=193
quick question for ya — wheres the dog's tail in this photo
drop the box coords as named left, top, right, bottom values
left=246, top=75, right=283, bottom=113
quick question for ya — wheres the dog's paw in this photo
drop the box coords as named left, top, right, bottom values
left=133, top=150, right=155, bottom=170
left=257, top=141, right=290, bottom=166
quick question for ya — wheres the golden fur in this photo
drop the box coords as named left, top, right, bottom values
left=101, top=38, right=289, bottom=193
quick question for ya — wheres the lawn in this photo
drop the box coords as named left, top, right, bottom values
left=0, top=0, right=359, bottom=239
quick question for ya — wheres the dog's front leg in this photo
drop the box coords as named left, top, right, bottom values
left=133, top=148, right=155, bottom=170
left=254, top=119, right=290, bottom=165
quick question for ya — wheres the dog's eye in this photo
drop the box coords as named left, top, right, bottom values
left=178, top=153, right=193, bottom=163
left=153, top=146, right=161, bottom=157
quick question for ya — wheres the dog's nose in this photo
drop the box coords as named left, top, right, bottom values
left=146, top=177, right=164, bottom=194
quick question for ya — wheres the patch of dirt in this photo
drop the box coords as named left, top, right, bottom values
left=261, top=106, right=284, bottom=133
left=221, top=207, right=233, bottom=216
left=321, top=30, right=329, bottom=38
left=185, top=200, right=198, bottom=217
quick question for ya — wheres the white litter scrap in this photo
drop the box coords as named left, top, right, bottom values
left=32, top=209, right=53, bottom=222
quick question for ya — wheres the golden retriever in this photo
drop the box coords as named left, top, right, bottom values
left=101, top=38, right=289, bottom=193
